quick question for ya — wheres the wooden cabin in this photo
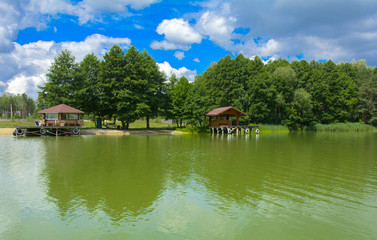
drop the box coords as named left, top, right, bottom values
left=206, top=106, right=248, bottom=127
left=38, top=104, right=84, bottom=127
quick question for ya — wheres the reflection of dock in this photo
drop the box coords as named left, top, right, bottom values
left=14, top=126, right=81, bottom=136
left=210, top=125, right=259, bottom=134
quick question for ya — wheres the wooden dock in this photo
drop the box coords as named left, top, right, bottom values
left=14, top=126, right=81, bottom=137
left=210, top=125, right=259, bottom=134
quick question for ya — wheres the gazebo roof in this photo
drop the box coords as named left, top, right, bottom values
left=205, top=106, right=247, bottom=117
left=38, top=104, right=84, bottom=114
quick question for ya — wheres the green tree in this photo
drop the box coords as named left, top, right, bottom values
left=168, top=76, right=191, bottom=127
left=284, top=88, right=313, bottom=129
left=38, top=50, right=79, bottom=108
left=98, top=45, right=125, bottom=121
left=138, top=50, right=166, bottom=129
left=76, top=53, right=101, bottom=122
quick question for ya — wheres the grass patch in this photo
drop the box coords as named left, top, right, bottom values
left=0, top=120, right=37, bottom=128
left=129, top=119, right=173, bottom=129
left=310, top=123, right=377, bottom=132
left=249, top=124, right=289, bottom=133
left=176, top=126, right=210, bottom=133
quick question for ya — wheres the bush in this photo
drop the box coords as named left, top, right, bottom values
left=177, top=126, right=210, bottom=133
left=369, top=117, right=377, bottom=127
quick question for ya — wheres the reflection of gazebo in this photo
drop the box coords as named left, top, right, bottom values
left=206, top=106, right=247, bottom=127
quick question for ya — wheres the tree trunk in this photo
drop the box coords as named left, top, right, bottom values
left=93, top=115, right=97, bottom=128
left=121, top=120, right=126, bottom=130
left=180, top=119, right=182, bottom=128
left=126, top=122, right=129, bottom=130
left=146, top=116, right=150, bottom=129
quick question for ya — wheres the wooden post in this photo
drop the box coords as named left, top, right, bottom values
left=236, top=116, right=239, bottom=125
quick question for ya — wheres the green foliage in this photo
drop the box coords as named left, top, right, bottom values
left=76, top=53, right=101, bottom=120
left=166, top=75, right=191, bottom=127
left=186, top=55, right=375, bottom=129
left=177, top=126, right=210, bottom=133
left=311, top=123, right=376, bottom=132
left=0, top=93, right=36, bottom=118
left=36, top=46, right=377, bottom=131
left=38, top=50, right=79, bottom=108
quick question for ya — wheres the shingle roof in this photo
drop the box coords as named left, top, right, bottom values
left=38, top=104, right=84, bottom=114
left=205, top=106, right=247, bottom=116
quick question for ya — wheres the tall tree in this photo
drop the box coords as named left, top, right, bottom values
left=76, top=53, right=101, bottom=122
left=97, top=45, right=125, bottom=121
left=138, top=50, right=166, bottom=129
left=169, top=76, right=191, bottom=127
left=38, top=50, right=79, bottom=108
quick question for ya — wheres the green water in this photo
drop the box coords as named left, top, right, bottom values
left=1, top=133, right=377, bottom=240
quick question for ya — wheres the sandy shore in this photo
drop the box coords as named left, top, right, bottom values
left=0, top=128, right=188, bottom=136
left=0, top=128, right=14, bottom=136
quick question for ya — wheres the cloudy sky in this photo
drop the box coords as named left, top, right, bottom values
left=1, top=0, right=377, bottom=98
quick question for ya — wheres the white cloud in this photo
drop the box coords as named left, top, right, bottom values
left=150, top=40, right=190, bottom=51
left=60, top=34, right=131, bottom=61
left=199, top=0, right=377, bottom=64
left=133, top=24, right=144, bottom=29
left=174, top=51, right=185, bottom=60
left=0, top=34, right=131, bottom=98
left=196, top=10, right=236, bottom=48
left=158, top=61, right=197, bottom=82
left=151, top=18, right=202, bottom=50
left=193, top=58, right=200, bottom=63
left=0, top=0, right=155, bottom=53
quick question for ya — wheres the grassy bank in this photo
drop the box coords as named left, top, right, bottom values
left=309, top=123, right=377, bottom=132
left=1, top=119, right=375, bottom=133
left=250, top=124, right=289, bottom=133
left=0, top=120, right=36, bottom=128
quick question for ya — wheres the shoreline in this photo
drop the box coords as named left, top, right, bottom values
left=0, top=128, right=189, bottom=136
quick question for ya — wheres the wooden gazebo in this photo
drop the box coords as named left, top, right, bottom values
left=14, top=104, right=85, bottom=137
left=205, top=106, right=258, bottom=134
left=38, top=104, right=84, bottom=127
left=206, top=106, right=247, bottom=127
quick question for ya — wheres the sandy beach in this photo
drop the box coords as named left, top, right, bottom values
left=0, top=128, right=14, bottom=136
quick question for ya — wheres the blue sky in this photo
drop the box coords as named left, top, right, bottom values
left=1, top=0, right=377, bottom=98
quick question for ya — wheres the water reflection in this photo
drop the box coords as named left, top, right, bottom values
left=42, top=136, right=166, bottom=221
left=2, top=133, right=376, bottom=239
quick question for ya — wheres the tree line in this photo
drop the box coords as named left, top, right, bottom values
left=0, top=93, right=36, bottom=119
left=187, top=55, right=377, bottom=129
left=38, top=45, right=377, bottom=129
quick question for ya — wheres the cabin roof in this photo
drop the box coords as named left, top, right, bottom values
left=205, top=106, right=247, bottom=117
left=38, top=104, right=84, bottom=114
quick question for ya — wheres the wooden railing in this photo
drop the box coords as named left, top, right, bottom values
left=44, top=120, right=83, bottom=127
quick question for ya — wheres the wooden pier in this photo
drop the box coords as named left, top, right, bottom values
left=210, top=125, right=259, bottom=134
left=14, top=126, right=81, bottom=137
left=206, top=106, right=259, bottom=134
left=13, top=104, right=84, bottom=137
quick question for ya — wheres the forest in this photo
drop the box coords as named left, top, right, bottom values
left=0, top=93, right=36, bottom=119
left=9, top=44, right=377, bottom=129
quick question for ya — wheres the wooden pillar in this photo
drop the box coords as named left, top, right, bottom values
left=236, top=116, right=239, bottom=125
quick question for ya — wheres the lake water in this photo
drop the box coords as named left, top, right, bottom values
left=1, top=133, right=377, bottom=239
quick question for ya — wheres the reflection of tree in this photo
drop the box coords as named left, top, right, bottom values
left=198, top=134, right=377, bottom=212
left=43, top=136, right=165, bottom=220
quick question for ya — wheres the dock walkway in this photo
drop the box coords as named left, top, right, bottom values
left=14, top=126, right=81, bottom=136
left=210, top=125, right=259, bottom=134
